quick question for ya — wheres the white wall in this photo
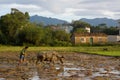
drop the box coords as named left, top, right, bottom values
left=117, top=36, right=120, bottom=41
left=107, top=35, right=120, bottom=42
left=85, top=27, right=90, bottom=33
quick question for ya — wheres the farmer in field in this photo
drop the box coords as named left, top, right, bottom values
left=19, top=46, right=29, bottom=64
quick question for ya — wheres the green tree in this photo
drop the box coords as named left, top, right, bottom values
left=71, top=20, right=91, bottom=33
left=0, top=8, right=30, bottom=44
left=75, top=28, right=87, bottom=33
left=103, top=27, right=119, bottom=35
left=98, top=23, right=107, bottom=28
left=0, top=30, right=7, bottom=44
left=41, top=27, right=53, bottom=46
left=16, top=23, right=44, bottom=46
left=53, top=30, right=70, bottom=41
left=91, top=26, right=102, bottom=33
left=25, top=12, right=30, bottom=20
left=51, top=30, right=71, bottom=46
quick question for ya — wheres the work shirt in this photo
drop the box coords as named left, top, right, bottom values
left=20, top=48, right=26, bottom=55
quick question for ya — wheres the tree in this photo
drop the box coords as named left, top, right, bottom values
left=0, top=8, right=30, bottom=44
left=103, top=27, right=119, bottom=35
left=0, top=30, right=7, bottom=44
left=41, top=27, right=53, bottom=46
left=25, top=12, right=30, bottom=20
left=71, top=20, right=91, bottom=33
left=16, top=23, right=44, bottom=45
left=53, top=30, right=70, bottom=41
left=98, top=23, right=107, bottom=28
left=74, top=28, right=87, bottom=34
left=50, top=30, right=71, bottom=46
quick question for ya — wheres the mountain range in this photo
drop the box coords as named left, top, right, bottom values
left=80, top=18, right=119, bottom=27
left=30, top=15, right=68, bottom=25
left=30, top=15, right=119, bottom=27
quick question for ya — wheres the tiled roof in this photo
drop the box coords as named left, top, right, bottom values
left=73, top=33, right=107, bottom=37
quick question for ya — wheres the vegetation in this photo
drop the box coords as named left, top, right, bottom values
left=0, top=9, right=119, bottom=56
left=0, top=46, right=119, bottom=56
left=0, top=8, right=119, bottom=46
left=0, top=8, right=71, bottom=46
left=71, top=20, right=90, bottom=33
left=91, top=23, right=119, bottom=35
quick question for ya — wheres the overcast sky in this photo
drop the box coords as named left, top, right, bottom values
left=0, top=0, right=120, bottom=22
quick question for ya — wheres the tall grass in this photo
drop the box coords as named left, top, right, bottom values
left=0, top=46, right=120, bottom=56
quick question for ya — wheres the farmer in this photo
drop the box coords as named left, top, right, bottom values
left=19, top=46, right=29, bottom=64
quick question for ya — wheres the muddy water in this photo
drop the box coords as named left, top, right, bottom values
left=57, top=62, right=120, bottom=80
left=29, top=72, right=39, bottom=80
left=28, top=62, right=120, bottom=80
left=0, top=52, right=120, bottom=80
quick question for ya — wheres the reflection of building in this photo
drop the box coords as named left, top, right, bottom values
left=71, top=33, right=107, bottom=45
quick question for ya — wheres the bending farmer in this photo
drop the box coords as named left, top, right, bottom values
left=19, top=46, right=29, bottom=64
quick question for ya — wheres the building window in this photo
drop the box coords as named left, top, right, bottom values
left=80, top=38, right=85, bottom=42
left=98, top=37, right=102, bottom=42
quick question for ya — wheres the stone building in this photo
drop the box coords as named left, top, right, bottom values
left=71, top=33, right=107, bottom=45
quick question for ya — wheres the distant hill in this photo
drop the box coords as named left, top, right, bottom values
left=30, top=16, right=119, bottom=27
left=30, top=15, right=68, bottom=25
left=80, top=18, right=119, bottom=27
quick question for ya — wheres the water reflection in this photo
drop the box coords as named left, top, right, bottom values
left=1, top=62, right=120, bottom=80
left=0, top=78, right=5, bottom=80
left=30, top=72, right=40, bottom=80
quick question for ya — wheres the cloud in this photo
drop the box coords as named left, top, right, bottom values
left=0, top=0, right=120, bottom=22
left=0, top=3, right=42, bottom=14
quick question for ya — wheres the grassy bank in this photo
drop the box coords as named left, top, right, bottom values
left=0, top=46, right=120, bottom=56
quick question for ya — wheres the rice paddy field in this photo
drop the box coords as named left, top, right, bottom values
left=0, top=46, right=120, bottom=80
left=0, top=46, right=120, bottom=56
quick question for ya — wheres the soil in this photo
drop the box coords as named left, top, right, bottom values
left=0, top=51, right=120, bottom=80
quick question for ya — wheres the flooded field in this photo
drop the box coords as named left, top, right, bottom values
left=0, top=52, right=120, bottom=80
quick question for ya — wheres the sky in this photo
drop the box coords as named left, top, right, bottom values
left=0, top=0, right=120, bottom=22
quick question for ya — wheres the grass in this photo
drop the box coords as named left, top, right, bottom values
left=0, top=46, right=120, bottom=56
